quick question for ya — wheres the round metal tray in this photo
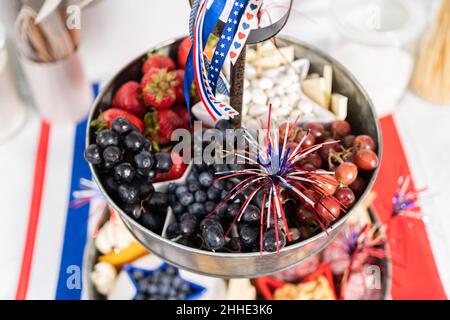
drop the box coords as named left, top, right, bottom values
left=86, top=36, right=382, bottom=278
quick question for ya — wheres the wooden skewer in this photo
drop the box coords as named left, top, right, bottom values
left=411, top=0, right=450, bottom=105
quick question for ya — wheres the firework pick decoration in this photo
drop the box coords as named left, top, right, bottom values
left=391, top=175, right=427, bottom=222
left=329, top=223, right=386, bottom=299
left=207, top=105, right=344, bottom=253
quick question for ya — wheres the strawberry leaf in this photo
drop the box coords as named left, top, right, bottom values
left=144, top=111, right=160, bottom=152
left=90, top=118, right=108, bottom=134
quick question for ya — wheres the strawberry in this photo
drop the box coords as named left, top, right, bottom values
left=142, top=55, right=175, bottom=74
left=141, top=68, right=176, bottom=109
left=172, top=104, right=190, bottom=129
left=91, top=108, right=145, bottom=133
left=154, top=153, right=188, bottom=182
left=170, top=69, right=185, bottom=103
left=112, top=81, right=147, bottom=117
left=156, top=109, right=183, bottom=145
left=177, top=37, right=191, bottom=69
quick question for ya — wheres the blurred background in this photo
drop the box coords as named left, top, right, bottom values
left=0, top=0, right=449, bottom=300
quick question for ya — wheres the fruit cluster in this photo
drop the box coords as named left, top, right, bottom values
left=279, top=120, right=379, bottom=239
left=85, top=117, right=175, bottom=233
left=130, top=265, right=195, bottom=300
left=164, top=162, right=286, bottom=253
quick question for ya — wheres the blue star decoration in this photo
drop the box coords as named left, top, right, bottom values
left=124, top=263, right=206, bottom=300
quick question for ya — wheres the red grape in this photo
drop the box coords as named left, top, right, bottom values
left=355, top=149, right=379, bottom=171
left=303, top=189, right=320, bottom=203
left=301, top=163, right=316, bottom=171
left=352, top=135, right=376, bottom=151
left=335, top=187, right=356, bottom=207
left=303, top=122, right=324, bottom=139
left=349, top=176, right=367, bottom=197
left=316, top=196, right=341, bottom=222
left=301, top=152, right=323, bottom=168
left=319, top=139, right=340, bottom=161
left=295, top=130, right=316, bottom=148
left=335, top=162, right=358, bottom=185
left=331, top=120, right=351, bottom=138
left=342, top=135, right=355, bottom=148
left=295, top=205, right=314, bottom=223
left=318, top=176, right=338, bottom=196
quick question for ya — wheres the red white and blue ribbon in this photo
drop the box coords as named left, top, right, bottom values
left=185, top=0, right=262, bottom=122
left=207, top=0, right=248, bottom=93
left=229, top=0, right=262, bottom=65
left=192, top=0, right=244, bottom=121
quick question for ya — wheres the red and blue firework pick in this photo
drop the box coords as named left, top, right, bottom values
left=334, top=223, right=386, bottom=299
left=391, top=175, right=427, bottom=221
left=184, top=0, right=262, bottom=123
left=207, top=105, right=343, bottom=253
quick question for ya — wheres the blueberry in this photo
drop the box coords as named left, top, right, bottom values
left=188, top=181, right=201, bottom=193
left=179, top=192, right=194, bottom=206
left=96, top=129, right=118, bottom=148
left=172, top=276, right=183, bottom=289
left=137, top=169, right=156, bottom=183
left=124, top=131, right=145, bottom=152
left=171, top=202, right=184, bottom=215
left=238, top=223, right=259, bottom=247
left=147, top=284, right=159, bottom=296
left=101, top=161, right=115, bottom=172
left=215, top=204, right=228, bottom=220
left=103, top=146, right=122, bottom=164
left=213, top=164, right=229, bottom=172
left=212, top=180, right=225, bottom=190
left=198, top=171, right=213, bottom=187
left=166, top=265, right=177, bottom=276
left=167, top=183, right=177, bottom=194
left=102, top=175, right=118, bottom=193
left=166, top=223, right=180, bottom=239
left=134, top=150, right=154, bottom=171
left=118, top=184, right=139, bottom=204
left=226, top=203, right=241, bottom=220
left=203, top=225, right=225, bottom=250
left=147, top=192, right=169, bottom=208
left=154, top=152, right=173, bottom=173
left=200, top=218, right=223, bottom=233
left=226, top=237, right=242, bottom=252
left=186, top=171, right=198, bottom=184
left=225, top=181, right=235, bottom=191
left=124, top=204, right=143, bottom=219
left=179, top=216, right=197, bottom=237
left=263, top=228, right=286, bottom=252
left=175, top=185, right=189, bottom=198
left=111, top=117, right=133, bottom=134
left=113, top=162, right=135, bottom=183
left=194, top=190, right=207, bottom=203
left=188, top=203, right=205, bottom=216
left=132, top=269, right=145, bottom=281
left=251, top=188, right=266, bottom=209
left=140, top=212, right=164, bottom=233
left=242, top=204, right=261, bottom=224
left=204, top=201, right=216, bottom=213
left=220, top=189, right=229, bottom=200
left=207, top=187, right=220, bottom=201
left=84, top=144, right=102, bottom=165
left=138, top=182, right=155, bottom=198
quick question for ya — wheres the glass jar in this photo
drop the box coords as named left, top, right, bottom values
left=330, top=0, right=426, bottom=116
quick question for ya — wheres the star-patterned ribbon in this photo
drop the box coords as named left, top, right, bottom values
left=208, top=0, right=249, bottom=93
left=185, top=0, right=262, bottom=122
